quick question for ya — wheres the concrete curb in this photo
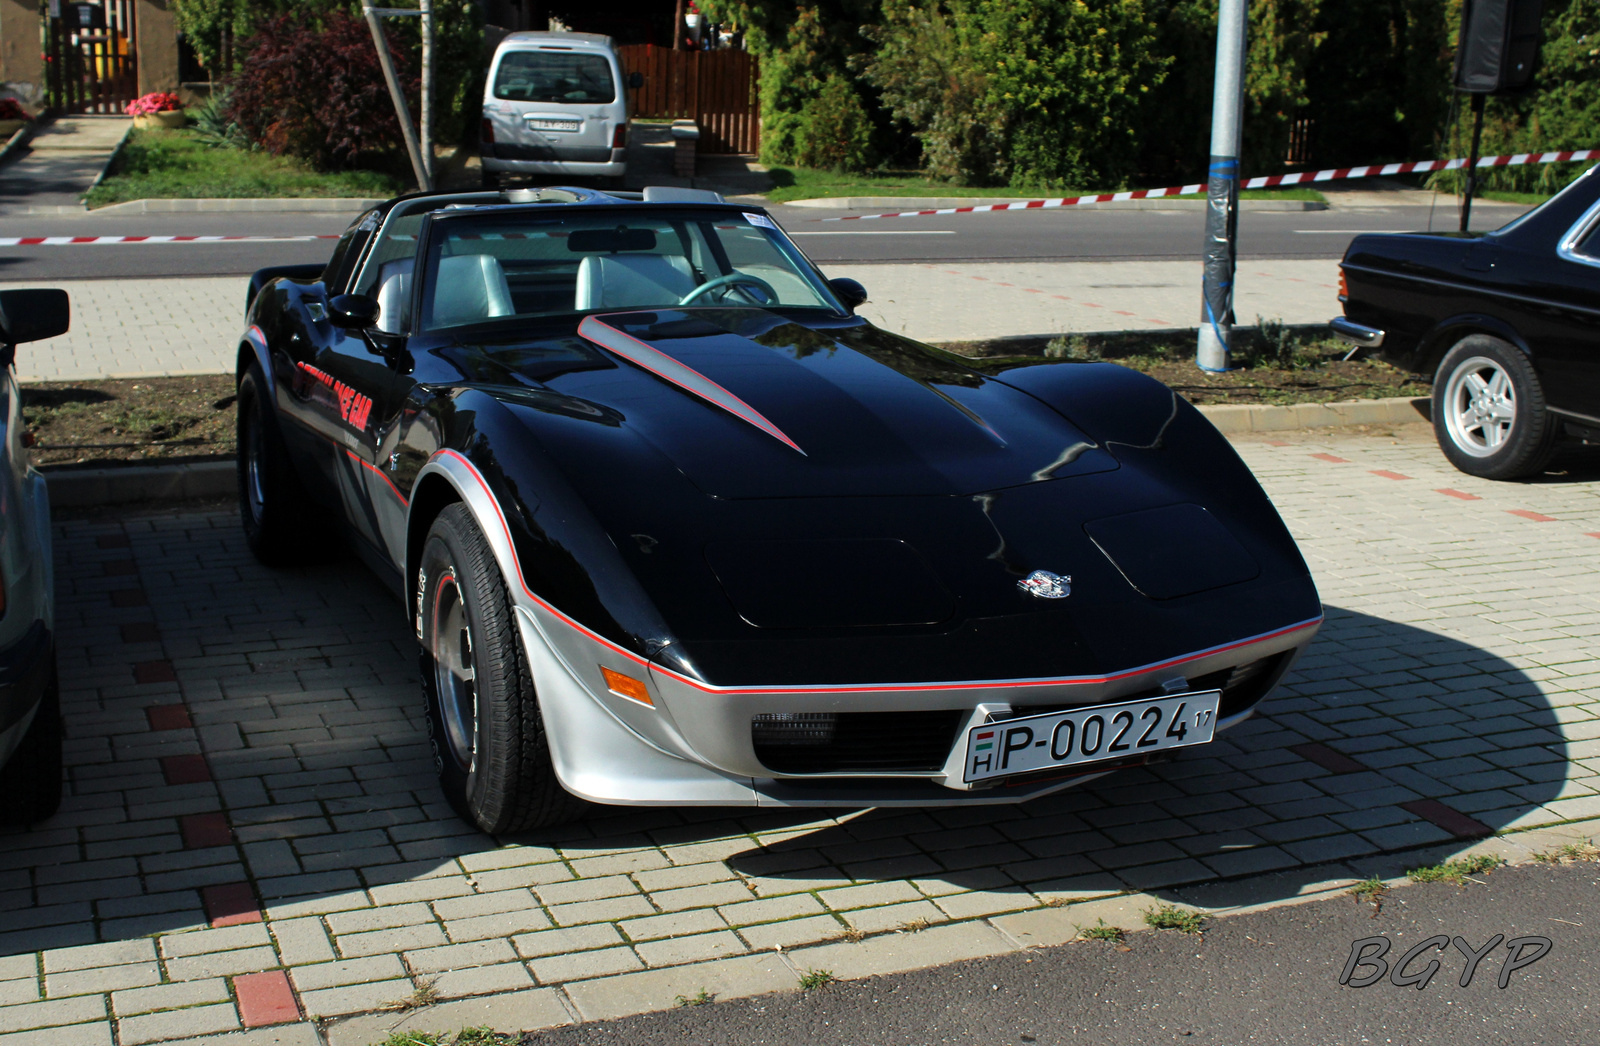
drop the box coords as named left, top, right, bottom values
left=88, top=121, right=135, bottom=194
left=38, top=398, right=1430, bottom=508
left=1198, top=395, right=1430, bottom=434
left=0, top=121, right=36, bottom=167
left=87, top=196, right=387, bottom=214
left=44, top=461, right=234, bottom=508
left=319, top=821, right=1596, bottom=1045
left=779, top=196, right=1327, bottom=212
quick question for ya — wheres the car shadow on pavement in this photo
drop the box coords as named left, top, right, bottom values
left=721, top=604, right=1572, bottom=915
left=0, top=511, right=1577, bottom=997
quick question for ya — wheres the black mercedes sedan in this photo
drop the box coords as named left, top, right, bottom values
left=239, top=185, right=1321, bottom=833
left=1334, top=164, right=1600, bottom=479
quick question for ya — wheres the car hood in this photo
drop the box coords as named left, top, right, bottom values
left=534, top=307, right=1117, bottom=499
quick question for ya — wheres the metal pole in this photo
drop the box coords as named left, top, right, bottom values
left=1198, top=0, right=1248, bottom=373
left=362, top=4, right=432, bottom=191
left=421, top=0, right=434, bottom=187
left=1460, top=92, right=1486, bottom=232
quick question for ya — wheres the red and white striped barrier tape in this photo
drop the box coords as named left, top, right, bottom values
left=821, top=148, right=1600, bottom=221
left=0, top=234, right=340, bottom=246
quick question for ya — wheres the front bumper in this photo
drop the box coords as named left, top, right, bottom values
left=520, top=600, right=1319, bottom=808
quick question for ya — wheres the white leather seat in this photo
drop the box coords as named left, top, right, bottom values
left=432, top=254, right=515, bottom=328
left=374, top=259, right=414, bottom=334
left=575, top=254, right=696, bottom=310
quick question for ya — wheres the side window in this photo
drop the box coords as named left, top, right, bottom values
left=322, top=209, right=380, bottom=291
left=1575, top=219, right=1600, bottom=261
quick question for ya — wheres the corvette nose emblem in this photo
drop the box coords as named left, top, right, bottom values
left=1018, top=570, right=1071, bottom=599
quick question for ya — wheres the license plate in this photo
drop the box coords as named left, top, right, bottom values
left=963, top=691, right=1221, bottom=782
left=524, top=117, right=580, bottom=132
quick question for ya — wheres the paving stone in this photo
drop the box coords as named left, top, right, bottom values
left=41, top=939, right=154, bottom=973
left=164, top=947, right=281, bottom=982
left=736, top=914, right=847, bottom=951
left=716, top=892, right=827, bottom=927
left=840, top=899, right=948, bottom=934
left=295, top=980, right=414, bottom=1019
left=321, top=987, right=570, bottom=1046
left=512, top=923, right=625, bottom=960
left=621, top=908, right=728, bottom=943
left=161, top=924, right=272, bottom=958
left=267, top=920, right=336, bottom=967
left=526, top=946, right=644, bottom=984
left=563, top=953, right=795, bottom=1022
left=786, top=920, right=1016, bottom=982
left=0, top=994, right=107, bottom=1033
left=403, top=939, right=517, bottom=975
left=334, top=923, right=449, bottom=959
left=44, top=961, right=160, bottom=998
left=427, top=961, right=535, bottom=999
left=115, top=1003, right=242, bottom=1046
left=0, top=1022, right=113, bottom=1046
left=111, top=978, right=231, bottom=1017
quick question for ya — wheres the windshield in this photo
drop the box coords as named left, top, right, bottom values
left=419, top=208, right=841, bottom=332
left=494, top=51, right=616, bottom=103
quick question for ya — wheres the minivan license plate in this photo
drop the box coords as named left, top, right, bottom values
left=963, top=691, right=1221, bottom=782
left=525, top=116, right=580, bottom=132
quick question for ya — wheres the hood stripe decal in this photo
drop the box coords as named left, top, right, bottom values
left=579, top=315, right=806, bottom=456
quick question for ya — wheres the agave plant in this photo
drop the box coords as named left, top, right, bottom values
left=188, top=86, right=250, bottom=149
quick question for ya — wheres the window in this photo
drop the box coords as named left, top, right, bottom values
left=418, top=209, right=841, bottom=332
left=494, top=51, right=615, bottom=104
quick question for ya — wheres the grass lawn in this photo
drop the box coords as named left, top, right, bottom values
left=85, top=127, right=402, bottom=207
left=763, top=165, right=1325, bottom=204
left=1479, top=189, right=1553, bottom=205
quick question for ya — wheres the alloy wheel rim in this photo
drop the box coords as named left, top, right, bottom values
left=430, top=576, right=478, bottom=772
left=245, top=411, right=267, bottom=523
left=1443, top=355, right=1516, bottom=458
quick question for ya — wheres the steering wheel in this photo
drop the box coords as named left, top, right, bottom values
left=678, top=272, right=779, bottom=306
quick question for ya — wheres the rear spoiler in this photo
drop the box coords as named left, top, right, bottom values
left=246, top=263, right=327, bottom=316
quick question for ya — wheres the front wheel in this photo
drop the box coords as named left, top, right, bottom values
left=237, top=364, right=317, bottom=564
left=1431, top=335, right=1555, bottom=480
left=417, top=503, right=584, bottom=833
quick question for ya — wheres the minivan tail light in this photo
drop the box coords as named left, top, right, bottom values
left=612, top=124, right=627, bottom=150
left=480, top=118, right=495, bottom=145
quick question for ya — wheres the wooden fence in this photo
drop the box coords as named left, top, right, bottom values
left=46, top=0, right=138, bottom=115
left=618, top=45, right=759, bottom=155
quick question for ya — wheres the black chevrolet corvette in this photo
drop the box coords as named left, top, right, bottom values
left=239, top=185, right=1321, bottom=832
left=1334, top=163, right=1600, bottom=479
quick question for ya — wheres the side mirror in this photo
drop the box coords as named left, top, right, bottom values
left=628, top=71, right=644, bottom=89
left=329, top=294, right=381, bottom=329
left=0, top=288, right=70, bottom=346
left=828, top=277, right=868, bottom=312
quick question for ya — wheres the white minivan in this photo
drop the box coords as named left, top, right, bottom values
left=480, top=32, right=639, bottom=187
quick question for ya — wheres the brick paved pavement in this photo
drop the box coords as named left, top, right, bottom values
left=4, top=259, right=1337, bottom=382
left=1, top=426, right=1597, bottom=1045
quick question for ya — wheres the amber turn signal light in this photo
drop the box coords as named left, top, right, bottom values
left=601, top=666, right=652, bottom=706
left=1337, top=270, right=1348, bottom=300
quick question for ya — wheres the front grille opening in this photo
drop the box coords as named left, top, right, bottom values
left=752, top=710, right=965, bottom=774
left=1191, top=651, right=1292, bottom=719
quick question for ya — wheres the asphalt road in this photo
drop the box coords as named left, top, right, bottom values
left=0, top=201, right=1528, bottom=283
left=519, top=862, right=1598, bottom=1046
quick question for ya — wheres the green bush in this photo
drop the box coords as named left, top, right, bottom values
left=862, top=0, right=1171, bottom=189
left=795, top=75, right=875, bottom=171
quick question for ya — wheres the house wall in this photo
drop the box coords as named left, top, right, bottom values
left=0, top=0, right=45, bottom=107
left=135, top=0, right=179, bottom=95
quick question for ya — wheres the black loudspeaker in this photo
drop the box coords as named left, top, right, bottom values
left=1454, top=0, right=1543, bottom=93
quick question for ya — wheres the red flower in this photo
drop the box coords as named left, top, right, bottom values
left=124, top=92, right=183, bottom=116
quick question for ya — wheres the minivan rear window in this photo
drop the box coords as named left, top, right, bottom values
left=494, top=51, right=616, bottom=104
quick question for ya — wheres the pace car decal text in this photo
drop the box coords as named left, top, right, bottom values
left=296, top=362, right=373, bottom=431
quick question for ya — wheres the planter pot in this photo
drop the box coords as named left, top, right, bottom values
left=0, top=119, right=25, bottom=138
left=134, top=111, right=186, bottom=130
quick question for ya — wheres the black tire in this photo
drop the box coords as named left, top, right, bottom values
left=237, top=364, right=316, bottom=565
left=417, top=503, right=584, bottom=833
left=0, top=659, right=62, bottom=825
left=1431, top=335, right=1556, bottom=480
